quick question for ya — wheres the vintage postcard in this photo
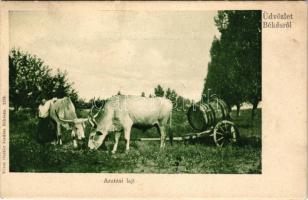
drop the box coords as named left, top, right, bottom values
left=0, top=1, right=307, bottom=199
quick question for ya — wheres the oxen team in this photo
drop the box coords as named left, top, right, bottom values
left=37, top=95, right=173, bottom=153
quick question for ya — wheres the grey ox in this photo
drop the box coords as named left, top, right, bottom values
left=88, top=95, right=173, bottom=153
left=49, top=97, right=88, bottom=148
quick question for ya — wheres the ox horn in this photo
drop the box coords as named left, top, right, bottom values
left=58, top=118, right=75, bottom=123
left=74, top=118, right=88, bottom=124
left=88, top=108, right=98, bottom=128
left=88, top=115, right=97, bottom=128
left=91, top=98, right=104, bottom=111
left=87, top=97, right=104, bottom=128
left=89, top=98, right=103, bottom=119
left=93, top=110, right=100, bottom=118
left=56, top=111, right=75, bottom=123
left=91, top=105, right=102, bottom=127
left=58, top=116, right=88, bottom=124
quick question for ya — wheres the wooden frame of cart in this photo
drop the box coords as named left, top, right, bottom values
left=140, top=96, right=240, bottom=147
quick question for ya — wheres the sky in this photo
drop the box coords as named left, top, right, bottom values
left=9, top=10, right=220, bottom=101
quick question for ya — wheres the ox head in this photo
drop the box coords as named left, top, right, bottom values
left=57, top=116, right=88, bottom=148
left=88, top=120, right=120, bottom=150
left=88, top=130, right=107, bottom=150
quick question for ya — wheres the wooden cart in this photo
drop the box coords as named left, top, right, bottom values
left=140, top=96, right=239, bottom=147
left=186, top=96, right=239, bottom=147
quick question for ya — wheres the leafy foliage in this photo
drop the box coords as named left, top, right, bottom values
left=153, top=85, right=192, bottom=111
left=165, top=88, right=178, bottom=103
left=154, top=84, right=165, bottom=97
left=9, top=49, right=78, bottom=110
left=203, top=11, right=261, bottom=118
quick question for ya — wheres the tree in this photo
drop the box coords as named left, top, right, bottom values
left=141, top=92, right=145, bottom=97
left=175, top=95, right=187, bottom=111
left=9, top=49, right=78, bottom=110
left=203, top=37, right=242, bottom=114
left=203, top=11, right=261, bottom=119
left=117, top=91, right=122, bottom=95
left=154, top=85, right=164, bottom=97
left=165, top=88, right=178, bottom=106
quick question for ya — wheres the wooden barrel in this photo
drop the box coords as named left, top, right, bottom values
left=187, top=98, right=230, bottom=131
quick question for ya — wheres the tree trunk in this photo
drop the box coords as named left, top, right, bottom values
left=14, top=105, right=19, bottom=112
left=251, top=101, right=259, bottom=120
left=236, top=103, right=241, bottom=117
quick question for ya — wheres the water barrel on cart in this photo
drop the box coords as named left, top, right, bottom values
left=187, top=98, right=230, bottom=131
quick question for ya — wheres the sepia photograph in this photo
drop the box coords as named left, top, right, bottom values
left=9, top=10, right=262, bottom=174
left=8, top=10, right=262, bottom=174
left=1, top=1, right=307, bottom=199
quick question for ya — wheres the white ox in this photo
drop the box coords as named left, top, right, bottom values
left=88, top=95, right=173, bottom=153
left=48, top=97, right=88, bottom=148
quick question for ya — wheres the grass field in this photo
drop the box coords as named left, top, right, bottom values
left=9, top=108, right=261, bottom=173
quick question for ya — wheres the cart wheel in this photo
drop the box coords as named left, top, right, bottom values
left=213, top=120, right=239, bottom=147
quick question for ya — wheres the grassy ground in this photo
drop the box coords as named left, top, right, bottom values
left=9, top=108, right=261, bottom=173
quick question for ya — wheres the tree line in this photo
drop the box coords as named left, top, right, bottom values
left=9, top=49, right=79, bottom=111
left=9, top=49, right=192, bottom=111
left=202, top=11, right=261, bottom=119
left=153, top=84, right=192, bottom=111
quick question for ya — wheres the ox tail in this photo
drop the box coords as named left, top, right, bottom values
left=168, top=111, right=173, bottom=145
